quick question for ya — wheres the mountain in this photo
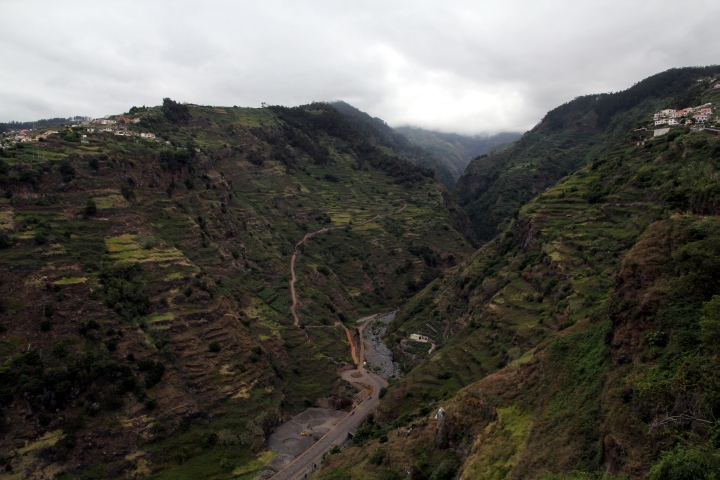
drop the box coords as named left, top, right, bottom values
left=0, top=101, right=475, bottom=478
left=394, top=126, right=521, bottom=180
left=456, top=66, right=720, bottom=242
left=316, top=72, right=720, bottom=478
left=330, top=101, right=458, bottom=189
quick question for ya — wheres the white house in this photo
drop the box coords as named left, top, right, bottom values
left=655, top=118, right=668, bottom=126
left=668, top=118, right=680, bottom=126
left=140, top=132, right=156, bottom=139
left=409, top=333, right=431, bottom=343
left=694, top=114, right=709, bottom=123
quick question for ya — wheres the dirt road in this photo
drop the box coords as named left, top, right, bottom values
left=288, top=205, right=407, bottom=327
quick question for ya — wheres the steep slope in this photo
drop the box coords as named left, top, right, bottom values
left=317, top=84, right=720, bottom=479
left=456, top=66, right=720, bottom=241
left=0, top=102, right=474, bottom=478
left=394, top=126, right=520, bottom=180
left=330, top=101, right=457, bottom=189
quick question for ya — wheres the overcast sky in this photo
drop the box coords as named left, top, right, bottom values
left=1, top=1, right=718, bottom=135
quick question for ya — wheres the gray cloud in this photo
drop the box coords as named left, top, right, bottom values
left=1, top=0, right=719, bottom=134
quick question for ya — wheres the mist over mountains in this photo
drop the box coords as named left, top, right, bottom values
left=1, top=66, right=719, bottom=479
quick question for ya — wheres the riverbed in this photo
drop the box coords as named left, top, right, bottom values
left=362, top=311, right=399, bottom=380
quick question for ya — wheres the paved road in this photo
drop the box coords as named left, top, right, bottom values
left=269, top=367, right=387, bottom=479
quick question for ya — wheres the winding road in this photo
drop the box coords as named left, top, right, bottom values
left=289, top=205, right=407, bottom=327
left=270, top=205, right=407, bottom=479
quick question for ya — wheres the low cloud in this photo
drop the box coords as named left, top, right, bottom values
left=1, top=0, right=718, bottom=134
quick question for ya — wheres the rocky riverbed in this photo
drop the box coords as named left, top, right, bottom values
left=362, top=311, right=399, bottom=380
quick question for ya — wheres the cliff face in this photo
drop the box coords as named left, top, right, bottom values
left=317, top=78, right=720, bottom=479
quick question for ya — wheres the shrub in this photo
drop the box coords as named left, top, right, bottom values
left=34, top=231, right=48, bottom=245
left=0, top=232, right=12, bottom=249
left=84, top=199, right=97, bottom=216
left=369, top=448, right=385, bottom=465
left=120, top=184, right=135, bottom=201
left=649, top=446, right=720, bottom=480
left=209, top=341, right=221, bottom=353
left=143, top=361, right=165, bottom=388
left=100, top=263, right=150, bottom=321
left=52, top=342, right=67, bottom=358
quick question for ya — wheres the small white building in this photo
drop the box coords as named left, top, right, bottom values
left=140, top=132, right=156, bottom=139
left=409, top=333, right=431, bottom=343
left=654, top=118, right=668, bottom=126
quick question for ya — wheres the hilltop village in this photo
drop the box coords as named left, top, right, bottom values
left=647, top=81, right=720, bottom=136
left=0, top=113, right=157, bottom=149
left=653, top=102, right=716, bottom=126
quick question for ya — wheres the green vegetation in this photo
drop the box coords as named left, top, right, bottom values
left=0, top=100, right=472, bottom=478
left=457, top=66, right=720, bottom=241
left=321, top=71, right=720, bottom=478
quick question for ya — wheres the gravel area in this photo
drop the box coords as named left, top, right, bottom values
left=267, top=408, right=346, bottom=456
left=362, top=311, right=399, bottom=379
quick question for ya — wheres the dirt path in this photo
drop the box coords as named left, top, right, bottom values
left=289, top=204, right=407, bottom=327
left=269, top=313, right=390, bottom=480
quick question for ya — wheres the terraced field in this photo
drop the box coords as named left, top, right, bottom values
left=0, top=102, right=474, bottom=478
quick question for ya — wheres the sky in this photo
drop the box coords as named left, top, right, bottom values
left=1, top=0, right=719, bottom=135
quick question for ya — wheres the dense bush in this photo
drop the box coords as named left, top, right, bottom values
left=99, top=262, right=150, bottom=321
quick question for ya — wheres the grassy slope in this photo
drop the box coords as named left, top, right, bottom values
left=0, top=103, right=474, bottom=478
left=317, top=85, right=720, bottom=479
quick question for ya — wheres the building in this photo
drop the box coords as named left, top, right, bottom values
left=409, top=333, right=431, bottom=343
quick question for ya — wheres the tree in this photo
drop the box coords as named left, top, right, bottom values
left=84, top=199, right=97, bottom=216
left=700, top=295, right=720, bottom=349
left=161, top=98, right=191, bottom=125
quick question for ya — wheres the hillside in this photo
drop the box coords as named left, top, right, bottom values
left=456, top=66, right=720, bottom=241
left=0, top=101, right=475, bottom=478
left=330, top=101, right=458, bottom=189
left=394, top=126, right=520, bottom=181
left=316, top=79, right=720, bottom=478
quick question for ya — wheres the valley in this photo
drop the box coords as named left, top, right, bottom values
left=0, top=102, right=473, bottom=478
left=1, top=67, right=719, bottom=480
